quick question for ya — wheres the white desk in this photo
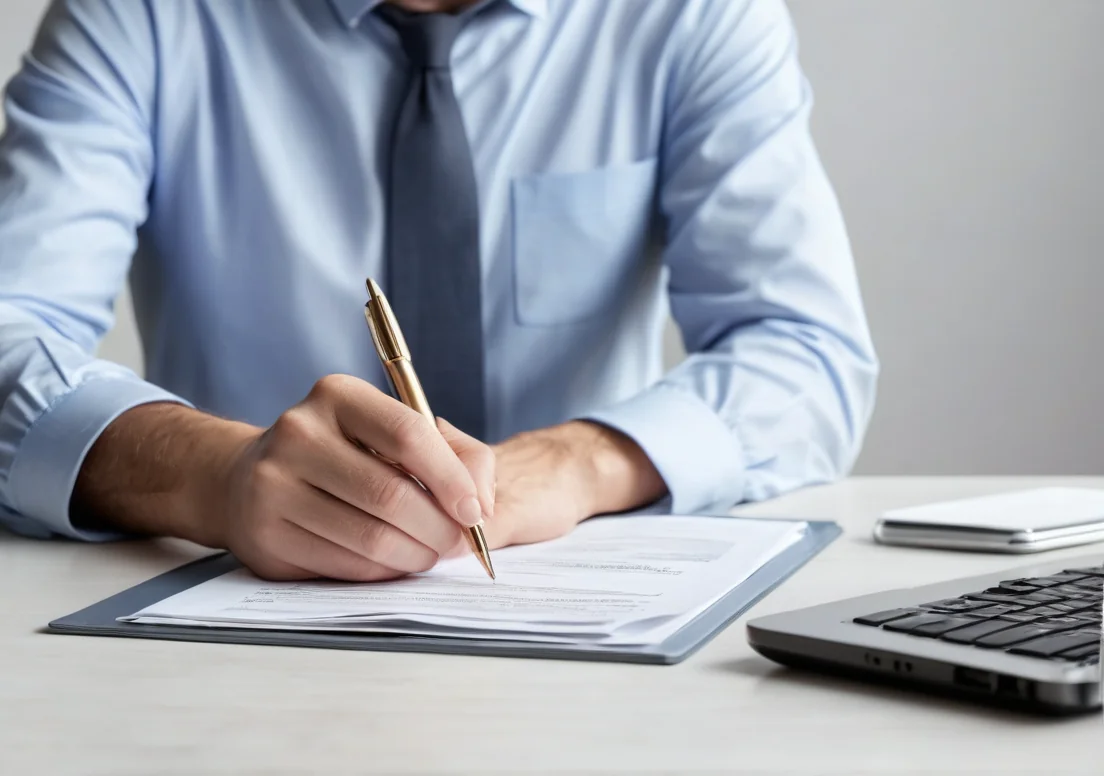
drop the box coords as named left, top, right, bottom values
left=2, top=477, right=1101, bottom=775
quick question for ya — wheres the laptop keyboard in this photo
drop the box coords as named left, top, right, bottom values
left=853, top=564, right=1103, bottom=664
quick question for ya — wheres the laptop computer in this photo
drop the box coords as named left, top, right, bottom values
left=746, top=554, right=1102, bottom=714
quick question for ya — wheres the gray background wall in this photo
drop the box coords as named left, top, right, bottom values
left=2, top=1, right=1102, bottom=475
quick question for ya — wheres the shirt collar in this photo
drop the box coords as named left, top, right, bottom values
left=327, top=0, right=547, bottom=28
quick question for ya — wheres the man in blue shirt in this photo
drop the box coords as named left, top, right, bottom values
left=0, top=0, right=877, bottom=580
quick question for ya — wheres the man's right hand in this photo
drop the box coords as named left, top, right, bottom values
left=72, top=375, right=495, bottom=581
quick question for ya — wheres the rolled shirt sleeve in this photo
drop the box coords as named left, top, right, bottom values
left=584, top=0, right=879, bottom=514
left=0, top=1, right=189, bottom=539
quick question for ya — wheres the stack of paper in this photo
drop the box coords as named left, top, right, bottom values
left=122, top=516, right=807, bottom=647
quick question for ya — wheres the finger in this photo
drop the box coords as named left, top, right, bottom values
left=442, top=533, right=469, bottom=559
left=289, top=437, right=465, bottom=557
left=239, top=553, right=316, bottom=582
left=319, top=377, right=484, bottom=527
left=287, top=481, right=441, bottom=573
left=272, top=519, right=407, bottom=582
left=436, top=417, right=495, bottom=518
left=443, top=509, right=510, bottom=559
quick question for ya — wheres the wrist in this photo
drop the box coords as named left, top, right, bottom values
left=182, top=416, right=260, bottom=548
left=559, top=421, right=667, bottom=516
left=72, top=403, right=259, bottom=547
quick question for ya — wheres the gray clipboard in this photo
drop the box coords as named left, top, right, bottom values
left=47, top=518, right=840, bottom=665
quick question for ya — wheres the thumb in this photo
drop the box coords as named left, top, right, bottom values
left=442, top=504, right=512, bottom=558
left=436, top=417, right=496, bottom=520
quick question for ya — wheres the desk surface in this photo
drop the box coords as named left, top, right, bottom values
left=3, top=477, right=1101, bottom=775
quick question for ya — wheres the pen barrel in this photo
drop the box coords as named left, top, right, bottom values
left=384, top=359, right=435, bottom=423
left=466, top=522, right=491, bottom=555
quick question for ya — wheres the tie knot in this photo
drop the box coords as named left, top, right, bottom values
left=378, top=7, right=464, bottom=70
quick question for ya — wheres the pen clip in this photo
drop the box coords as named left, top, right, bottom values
left=364, top=287, right=410, bottom=363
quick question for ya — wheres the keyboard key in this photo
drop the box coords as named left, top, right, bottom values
left=1063, top=566, right=1104, bottom=578
left=1045, top=600, right=1097, bottom=614
left=996, top=580, right=1044, bottom=593
left=1047, top=584, right=1097, bottom=599
left=1031, top=573, right=1090, bottom=587
left=997, top=611, right=1043, bottom=623
left=975, top=623, right=1080, bottom=648
left=1022, top=591, right=1064, bottom=604
left=922, top=598, right=992, bottom=613
left=1069, top=577, right=1103, bottom=590
left=939, top=619, right=1019, bottom=644
left=966, top=592, right=1027, bottom=605
left=882, top=614, right=953, bottom=634
left=908, top=616, right=981, bottom=637
left=988, top=585, right=1045, bottom=598
left=1055, top=642, right=1101, bottom=661
left=853, top=608, right=920, bottom=626
left=967, top=604, right=1026, bottom=618
left=1020, top=605, right=1066, bottom=618
left=1008, top=631, right=1101, bottom=658
left=1037, top=616, right=1086, bottom=629
left=1070, top=611, right=1102, bottom=623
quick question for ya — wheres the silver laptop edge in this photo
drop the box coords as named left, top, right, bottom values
left=746, top=554, right=1102, bottom=713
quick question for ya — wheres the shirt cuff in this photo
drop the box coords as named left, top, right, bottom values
left=7, top=377, right=189, bottom=541
left=580, top=383, right=746, bottom=514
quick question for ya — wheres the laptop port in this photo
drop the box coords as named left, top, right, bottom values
left=954, top=666, right=995, bottom=692
left=996, top=674, right=1023, bottom=698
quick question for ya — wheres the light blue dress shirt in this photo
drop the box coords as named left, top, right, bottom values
left=0, top=0, right=878, bottom=540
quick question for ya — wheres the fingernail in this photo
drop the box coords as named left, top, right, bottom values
left=456, top=496, right=483, bottom=527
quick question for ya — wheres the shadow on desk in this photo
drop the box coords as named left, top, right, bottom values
left=718, top=656, right=1084, bottom=725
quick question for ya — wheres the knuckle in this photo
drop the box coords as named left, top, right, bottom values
left=309, top=373, right=352, bottom=403
left=472, top=443, right=496, bottom=473
left=388, top=411, right=433, bottom=457
left=374, top=473, right=414, bottom=518
left=356, top=520, right=396, bottom=560
left=271, top=409, right=317, bottom=447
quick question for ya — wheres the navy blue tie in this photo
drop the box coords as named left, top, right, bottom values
left=378, top=7, right=486, bottom=440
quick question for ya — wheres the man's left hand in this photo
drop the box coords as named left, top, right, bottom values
left=448, top=420, right=668, bottom=554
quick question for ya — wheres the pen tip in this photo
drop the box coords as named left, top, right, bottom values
left=478, top=552, right=496, bottom=581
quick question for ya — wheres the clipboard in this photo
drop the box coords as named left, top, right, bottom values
left=47, top=518, right=840, bottom=665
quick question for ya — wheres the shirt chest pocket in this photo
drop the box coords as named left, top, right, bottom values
left=510, top=157, right=658, bottom=326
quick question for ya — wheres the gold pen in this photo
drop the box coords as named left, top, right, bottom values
left=363, top=277, right=496, bottom=580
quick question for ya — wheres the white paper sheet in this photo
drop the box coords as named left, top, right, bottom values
left=122, top=516, right=806, bottom=646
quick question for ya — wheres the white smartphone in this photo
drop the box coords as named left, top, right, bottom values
left=873, top=487, right=1104, bottom=553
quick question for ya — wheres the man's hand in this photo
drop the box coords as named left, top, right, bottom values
left=73, top=375, right=495, bottom=581
left=471, top=421, right=668, bottom=551
left=74, top=383, right=664, bottom=578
